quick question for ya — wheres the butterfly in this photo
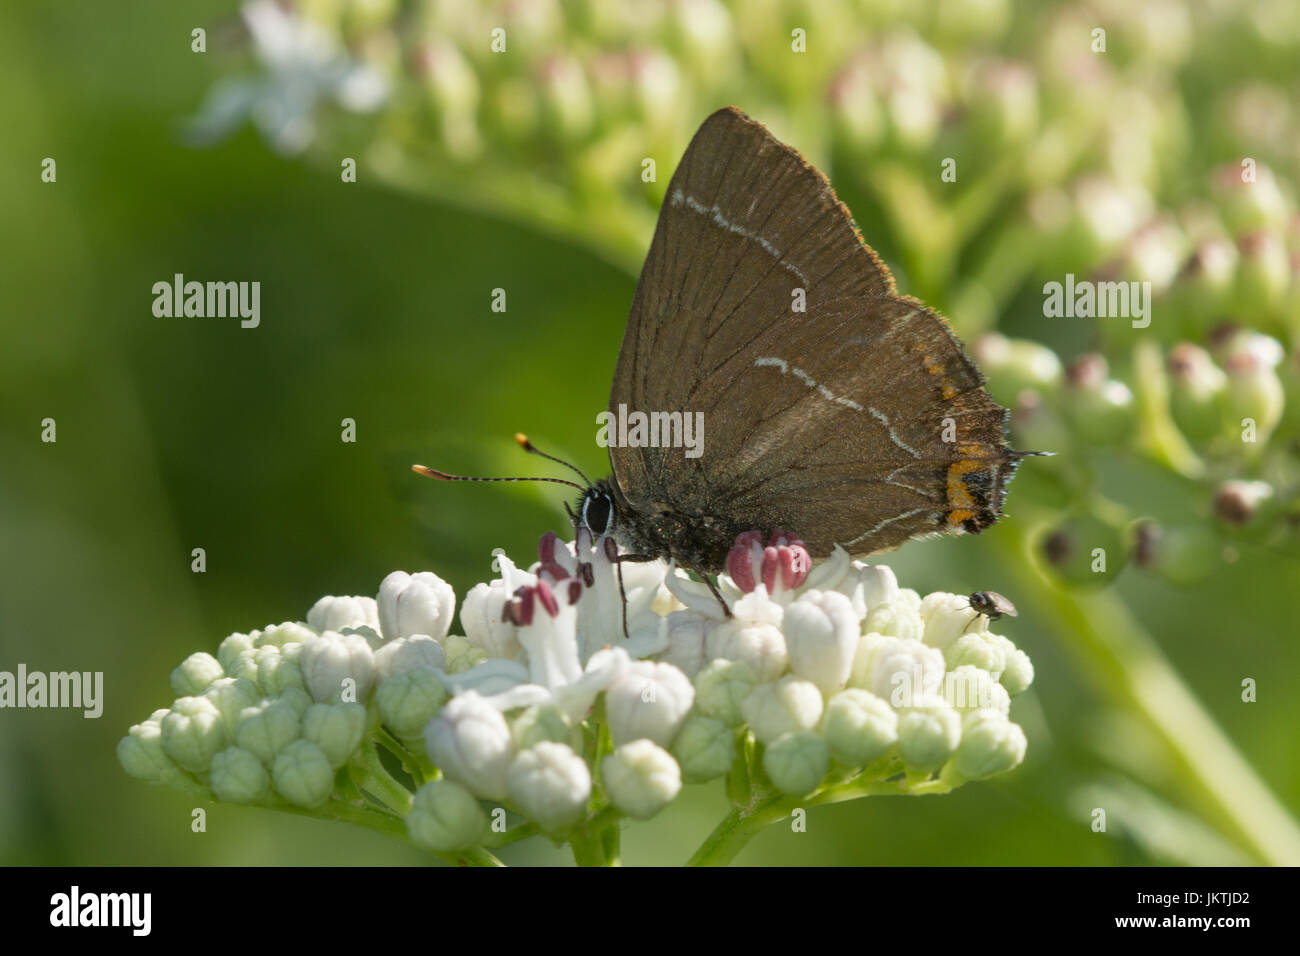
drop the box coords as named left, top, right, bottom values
left=418, top=107, right=1036, bottom=614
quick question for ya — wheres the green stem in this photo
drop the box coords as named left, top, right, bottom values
left=994, top=525, right=1300, bottom=865
left=570, top=805, right=622, bottom=867
left=486, top=822, right=539, bottom=849
left=264, top=798, right=503, bottom=865
left=375, top=727, right=427, bottom=785
left=350, top=741, right=414, bottom=815
left=1132, top=340, right=1206, bottom=480
left=686, top=793, right=791, bottom=867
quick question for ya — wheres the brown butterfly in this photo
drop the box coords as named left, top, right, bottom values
left=418, top=107, right=1038, bottom=613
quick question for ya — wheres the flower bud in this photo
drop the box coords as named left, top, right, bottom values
left=1222, top=331, right=1285, bottom=448
left=965, top=57, right=1037, bottom=145
left=201, top=676, right=261, bottom=737
left=161, top=696, right=226, bottom=772
left=1213, top=479, right=1275, bottom=528
left=952, top=711, right=1027, bottom=779
left=659, top=610, right=708, bottom=679
left=1215, top=162, right=1291, bottom=234
left=851, top=634, right=945, bottom=706
left=1180, top=236, right=1238, bottom=306
left=829, top=56, right=884, bottom=151
left=897, top=699, right=962, bottom=772
left=693, top=659, right=757, bottom=727
left=235, top=698, right=302, bottom=765
left=254, top=644, right=306, bottom=696
left=920, top=592, right=983, bottom=651
left=1000, top=648, right=1035, bottom=696
left=1168, top=342, right=1227, bottom=442
left=461, top=585, right=521, bottom=660
left=784, top=590, right=859, bottom=694
left=302, top=702, right=367, bottom=767
left=704, top=590, right=788, bottom=681
left=1038, top=513, right=1129, bottom=587
left=862, top=589, right=924, bottom=642
left=170, top=652, right=224, bottom=697
left=510, top=704, right=579, bottom=751
left=378, top=570, right=456, bottom=642
left=217, top=631, right=256, bottom=671
left=604, top=660, right=695, bottom=747
left=942, top=665, right=1009, bottom=715
left=279, top=686, right=313, bottom=718
left=725, top=530, right=811, bottom=599
left=943, top=632, right=1006, bottom=676
left=210, top=746, right=271, bottom=804
left=416, top=40, right=481, bottom=159
left=375, top=635, right=447, bottom=680
left=307, top=595, right=380, bottom=635
left=538, top=54, right=593, bottom=141
left=1133, top=519, right=1217, bottom=585
left=1072, top=176, right=1153, bottom=256
left=407, top=780, right=488, bottom=853
left=507, top=742, right=591, bottom=831
left=118, top=710, right=182, bottom=784
left=824, top=558, right=897, bottom=618
left=602, top=739, right=681, bottom=819
left=224, top=650, right=260, bottom=684
left=1064, top=354, right=1135, bottom=446
left=254, top=621, right=316, bottom=648
left=1124, top=217, right=1188, bottom=295
left=822, top=689, right=898, bottom=767
left=972, top=332, right=1063, bottom=403
left=376, top=667, right=447, bottom=739
left=671, top=715, right=736, bottom=783
left=740, top=675, right=824, bottom=745
left=1011, top=389, right=1071, bottom=466
left=443, top=635, right=490, bottom=674
left=763, top=732, right=830, bottom=795
left=300, top=631, right=376, bottom=704
left=272, top=739, right=335, bottom=808
left=424, top=691, right=515, bottom=800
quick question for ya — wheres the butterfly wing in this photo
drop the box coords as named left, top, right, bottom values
left=610, top=107, right=1016, bottom=561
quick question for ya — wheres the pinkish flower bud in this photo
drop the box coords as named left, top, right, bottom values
left=725, top=530, right=811, bottom=597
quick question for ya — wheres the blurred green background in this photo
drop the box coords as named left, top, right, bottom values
left=1, top=0, right=1298, bottom=865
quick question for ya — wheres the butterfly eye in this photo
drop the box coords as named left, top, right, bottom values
left=582, top=492, right=614, bottom=536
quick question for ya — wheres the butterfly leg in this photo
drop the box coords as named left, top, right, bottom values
left=679, top=557, right=733, bottom=619
left=611, top=551, right=658, bottom=639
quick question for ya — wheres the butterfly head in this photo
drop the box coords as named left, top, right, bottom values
left=577, top=482, right=617, bottom=538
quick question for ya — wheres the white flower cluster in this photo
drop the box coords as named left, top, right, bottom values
left=120, top=529, right=1032, bottom=855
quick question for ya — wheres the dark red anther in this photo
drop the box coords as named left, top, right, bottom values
left=538, top=531, right=571, bottom=581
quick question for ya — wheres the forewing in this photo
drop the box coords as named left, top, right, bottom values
left=610, top=106, right=894, bottom=508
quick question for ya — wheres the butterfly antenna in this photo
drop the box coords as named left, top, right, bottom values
left=515, top=433, right=593, bottom=488
left=411, top=464, right=585, bottom=492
